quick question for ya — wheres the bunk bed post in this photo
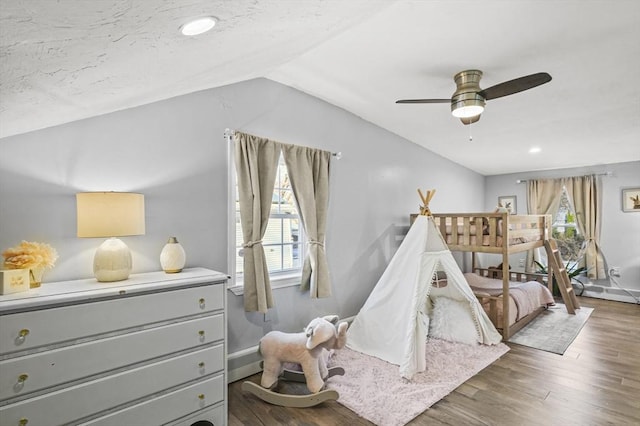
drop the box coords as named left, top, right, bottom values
left=501, top=246, right=510, bottom=340
left=544, top=214, right=554, bottom=294
left=501, top=212, right=510, bottom=340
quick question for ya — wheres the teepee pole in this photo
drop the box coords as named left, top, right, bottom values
left=418, top=188, right=436, bottom=216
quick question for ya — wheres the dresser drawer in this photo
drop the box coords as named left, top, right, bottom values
left=0, top=314, right=224, bottom=401
left=80, top=376, right=225, bottom=426
left=0, top=345, right=223, bottom=426
left=0, top=284, right=223, bottom=355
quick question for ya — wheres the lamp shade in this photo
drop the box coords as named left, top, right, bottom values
left=77, top=192, right=145, bottom=238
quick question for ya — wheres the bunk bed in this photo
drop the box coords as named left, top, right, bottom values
left=430, top=212, right=554, bottom=339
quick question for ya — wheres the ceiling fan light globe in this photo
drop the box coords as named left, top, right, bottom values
left=451, top=104, right=484, bottom=118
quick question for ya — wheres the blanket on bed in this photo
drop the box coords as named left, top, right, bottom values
left=463, top=273, right=554, bottom=321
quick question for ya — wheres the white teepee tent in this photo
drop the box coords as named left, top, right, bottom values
left=347, top=213, right=502, bottom=379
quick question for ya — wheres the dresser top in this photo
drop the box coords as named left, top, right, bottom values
left=0, top=268, right=228, bottom=314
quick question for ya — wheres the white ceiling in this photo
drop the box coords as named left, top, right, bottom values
left=1, top=0, right=639, bottom=175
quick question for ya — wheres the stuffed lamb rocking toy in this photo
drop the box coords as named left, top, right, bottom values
left=242, top=315, right=348, bottom=407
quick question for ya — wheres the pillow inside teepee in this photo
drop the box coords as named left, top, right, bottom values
left=429, top=297, right=478, bottom=345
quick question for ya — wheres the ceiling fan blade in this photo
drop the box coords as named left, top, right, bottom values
left=395, top=98, right=450, bottom=104
left=479, top=72, right=551, bottom=100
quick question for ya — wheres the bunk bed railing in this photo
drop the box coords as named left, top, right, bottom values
left=473, top=267, right=547, bottom=285
left=430, top=212, right=551, bottom=253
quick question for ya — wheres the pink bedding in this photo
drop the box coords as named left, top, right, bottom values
left=463, top=273, right=554, bottom=325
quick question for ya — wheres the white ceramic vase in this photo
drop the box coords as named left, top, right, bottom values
left=160, top=237, right=186, bottom=273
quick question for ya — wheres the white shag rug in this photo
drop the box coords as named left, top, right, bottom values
left=326, top=339, right=509, bottom=426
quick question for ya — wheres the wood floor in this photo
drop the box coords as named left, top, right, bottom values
left=228, top=297, right=640, bottom=425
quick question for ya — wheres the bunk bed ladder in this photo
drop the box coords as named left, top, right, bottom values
left=544, top=239, right=580, bottom=314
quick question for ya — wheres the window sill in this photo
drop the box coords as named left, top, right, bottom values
left=227, top=273, right=302, bottom=296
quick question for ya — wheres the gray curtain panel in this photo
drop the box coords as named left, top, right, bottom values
left=234, top=132, right=281, bottom=313
left=282, top=143, right=332, bottom=298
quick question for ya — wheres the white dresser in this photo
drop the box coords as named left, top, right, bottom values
left=0, top=267, right=228, bottom=426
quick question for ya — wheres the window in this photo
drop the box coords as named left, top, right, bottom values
left=550, top=188, right=585, bottom=263
left=229, top=153, right=305, bottom=293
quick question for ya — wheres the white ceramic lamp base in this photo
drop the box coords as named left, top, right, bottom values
left=94, top=238, right=132, bottom=282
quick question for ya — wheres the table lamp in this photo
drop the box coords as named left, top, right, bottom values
left=76, top=192, right=145, bottom=282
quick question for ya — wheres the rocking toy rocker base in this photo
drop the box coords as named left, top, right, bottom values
left=242, top=366, right=344, bottom=407
left=242, top=381, right=339, bottom=408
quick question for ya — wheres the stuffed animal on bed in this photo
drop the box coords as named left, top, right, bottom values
left=259, top=315, right=349, bottom=393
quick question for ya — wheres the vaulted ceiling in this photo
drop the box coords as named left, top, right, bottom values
left=1, top=0, right=638, bottom=175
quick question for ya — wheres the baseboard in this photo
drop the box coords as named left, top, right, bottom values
left=582, top=284, right=640, bottom=304
left=226, top=315, right=356, bottom=384
left=227, top=345, right=261, bottom=383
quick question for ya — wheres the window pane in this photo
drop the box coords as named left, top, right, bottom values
left=264, top=218, right=284, bottom=245
left=551, top=189, right=584, bottom=262
left=235, top=211, right=244, bottom=276
left=264, top=245, right=283, bottom=272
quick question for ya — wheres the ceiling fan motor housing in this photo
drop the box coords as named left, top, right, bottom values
left=451, top=69, right=486, bottom=117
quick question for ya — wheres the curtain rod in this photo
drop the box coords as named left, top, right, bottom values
left=224, top=128, right=341, bottom=159
left=515, top=171, right=612, bottom=184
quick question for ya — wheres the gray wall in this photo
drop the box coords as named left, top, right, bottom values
left=484, top=161, right=640, bottom=302
left=0, top=78, right=485, bottom=354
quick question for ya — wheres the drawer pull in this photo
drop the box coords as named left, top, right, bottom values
left=198, top=362, right=205, bottom=368
left=198, top=330, right=205, bottom=337
left=198, top=393, right=205, bottom=400
left=19, top=418, right=29, bottom=426
left=17, top=373, right=29, bottom=384
left=199, top=298, right=205, bottom=307
left=16, top=329, right=30, bottom=344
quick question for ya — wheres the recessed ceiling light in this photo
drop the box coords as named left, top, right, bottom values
left=529, top=146, right=541, bottom=154
left=180, top=17, right=217, bottom=36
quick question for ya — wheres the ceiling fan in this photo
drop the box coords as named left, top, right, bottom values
left=395, top=70, right=552, bottom=125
